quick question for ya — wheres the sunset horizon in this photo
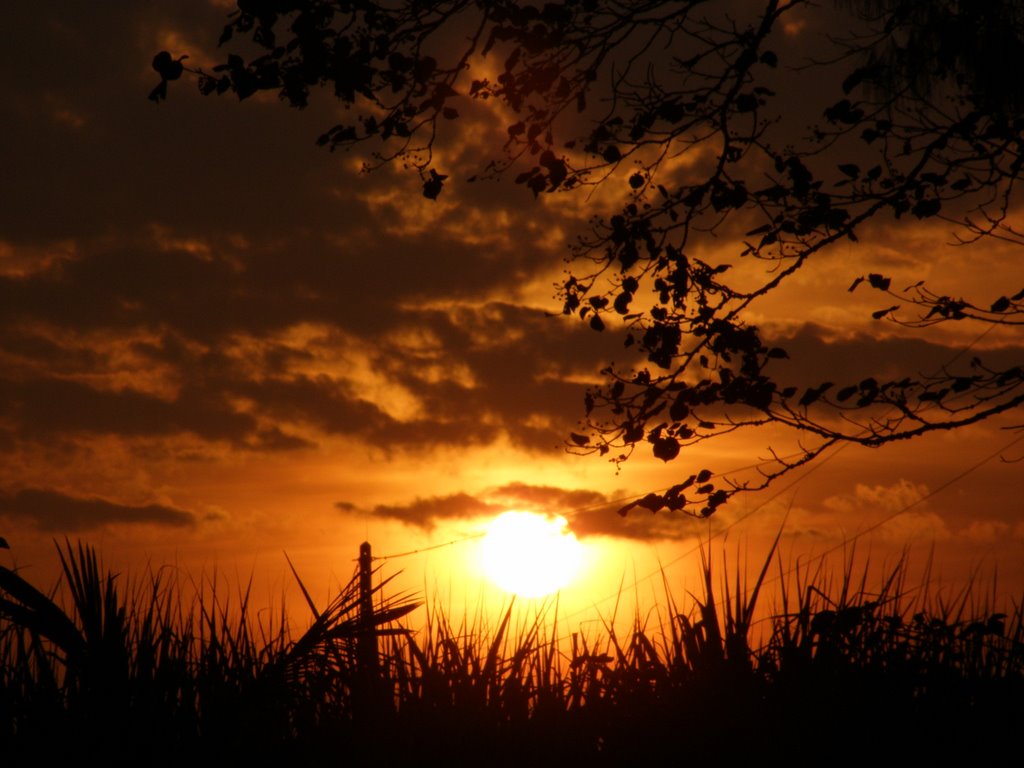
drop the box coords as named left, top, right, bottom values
left=1, top=3, right=1023, bottom=759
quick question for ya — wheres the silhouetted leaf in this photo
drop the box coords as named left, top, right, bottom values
left=148, top=80, right=168, bottom=103
left=799, top=383, right=832, bottom=406
left=652, top=436, right=680, bottom=462
left=422, top=168, right=448, bottom=199
left=669, top=396, right=689, bottom=422
left=152, top=51, right=186, bottom=82
left=867, top=273, right=891, bottom=290
left=836, top=385, right=858, bottom=402
left=991, top=295, right=1011, bottom=313
left=911, top=198, right=941, bottom=218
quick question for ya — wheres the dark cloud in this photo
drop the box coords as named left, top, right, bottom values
left=766, top=322, right=1024, bottom=391
left=0, top=488, right=195, bottom=532
left=0, top=2, right=628, bottom=464
left=370, top=493, right=497, bottom=529
left=1, top=1, right=1019, bottom=562
left=361, top=482, right=701, bottom=543
left=486, top=482, right=608, bottom=515
left=0, top=376, right=258, bottom=444
left=0, top=296, right=621, bottom=455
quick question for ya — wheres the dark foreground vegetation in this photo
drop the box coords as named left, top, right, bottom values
left=1, top=540, right=1021, bottom=765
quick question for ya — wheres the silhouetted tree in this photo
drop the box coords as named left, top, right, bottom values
left=154, top=0, right=1024, bottom=516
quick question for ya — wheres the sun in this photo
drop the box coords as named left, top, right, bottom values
left=478, top=511, right=584, bottom=598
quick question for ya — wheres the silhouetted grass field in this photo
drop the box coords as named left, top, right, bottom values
left=1, top=539, right=1021, bottom=765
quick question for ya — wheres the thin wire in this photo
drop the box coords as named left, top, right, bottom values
left=371, top=319, right=1012, bottom=569
left=371, top=447, right=834, bottom=561
left=374, top=532, right=486, bottom=561
left=572, top=428, right=1024, bottom=626
left=558, top=319, right=1017, bottom=616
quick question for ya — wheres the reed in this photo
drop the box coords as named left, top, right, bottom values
left=1, top=538, right=1020, bottom=763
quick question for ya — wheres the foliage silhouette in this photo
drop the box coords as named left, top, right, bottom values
left=153, top=0, right=1024, bottom=516
left=2, top=541, right=1022, bottom=761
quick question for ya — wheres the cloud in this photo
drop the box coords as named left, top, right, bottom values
left=370, top=493, right=498, bottom=529
left=958, top=519, right=1011, bottom=544
left=0, top=488, right=195, bottom=532
left=824, top=479, right=931, bottom=515
left=819, top=479, right=951, bottom=542
left=0, top=294, right=619, bottom=456
left=764, top=323, right=1024, bottom=393
left=360, top=481, right=701, bottom=542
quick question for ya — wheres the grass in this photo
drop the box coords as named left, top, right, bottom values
left=1, top=538, right=1021, bottom=764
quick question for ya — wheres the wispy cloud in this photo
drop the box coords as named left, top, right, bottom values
left=0, top=488, right=196, bottom=532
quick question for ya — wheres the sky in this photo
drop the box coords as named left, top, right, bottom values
left=1, top=1, right=1022, bottom=619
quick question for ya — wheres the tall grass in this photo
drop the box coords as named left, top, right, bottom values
left=1, top=538, right=1021, bottom=763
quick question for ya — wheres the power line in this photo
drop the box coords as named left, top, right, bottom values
left=566, top=427, right=1024, bottom=623
left=374, top=532, right=486, bottom=561
left=371, top=319, right=1015, bottom=586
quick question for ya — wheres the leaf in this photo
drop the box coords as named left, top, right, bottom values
left=799, top=382, right=832, bottom=406
left=990, top=296, right=1011, bottom=313
left=867, top=273, right=891, bottom=291
left=836, top=385, right=858, bottom=402
left=422, top=169, right=447, bottom=199
left=602, top=145, right=621, bottom=163
left=842, top=66, right=870, bottom=94
left=669, top=396, right=689, bottom=422
left=951, top=377, right=973, bottom=393
left=569, top=432, right=589, bottom=446
left=872, top=306, right=898, bottom=319
left=621, top=492, right=663, bottom=516
left=824, top=99, right=864, bottom=125
left=848, top=276, right=864, bottom=292
left=838, top=163, right=860, bottom=178
left=151, top=51, right=186, bottom=81
left=652, top=436, right=680, bottom=462
left=911, top=198, right=941, bottom=218
left=148, top=80, right=168, bottom=103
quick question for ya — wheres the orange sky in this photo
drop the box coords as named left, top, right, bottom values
left=0, top=1, right=1022, bottom=623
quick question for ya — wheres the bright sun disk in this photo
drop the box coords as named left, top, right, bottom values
left=479, top=510, right=583, bottom=598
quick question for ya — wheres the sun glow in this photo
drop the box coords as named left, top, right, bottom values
left=479, top=511, right=584, bottom=598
